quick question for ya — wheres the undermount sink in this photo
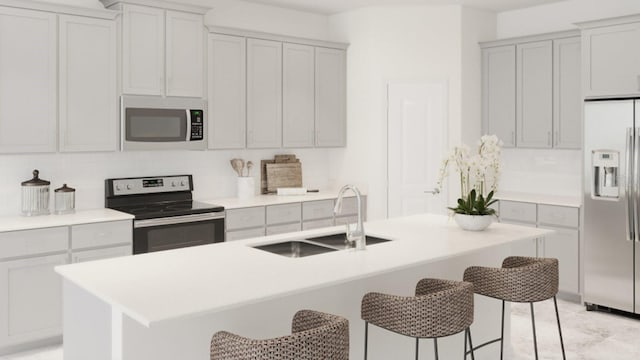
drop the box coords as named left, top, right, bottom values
left=251, top=233, right=392, bottom=257
left=252, top=241, right=337, bottom=258
left=305, top=233, right=392, bottom=250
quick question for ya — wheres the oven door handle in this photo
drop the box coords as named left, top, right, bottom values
left=134, top=213, right=225, bottom=228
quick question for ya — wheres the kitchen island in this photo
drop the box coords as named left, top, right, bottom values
left=55, top=214, right=551, bottom=360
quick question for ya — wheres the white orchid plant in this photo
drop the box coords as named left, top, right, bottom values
left=436, top=135, right=503, bottom=216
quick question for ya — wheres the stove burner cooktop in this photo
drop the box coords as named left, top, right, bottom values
left=112, top=200, right=224, bottom=220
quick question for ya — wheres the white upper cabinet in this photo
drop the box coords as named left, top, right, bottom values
left=122, top=4, right=164, bottom=96
left=482, top=45, right=516, bottom=147
left=553, top=37, right=581, bottom=149
left=482, top=31, right=581, bottom=150
left=315, top=47, right=346, bottom=147
left=516, top=41, right=553, bottom=148
left=283, top=43, right=315, bottom=148
left=121, top=4, right=204, bottom=97
left=0, top=7, right=57, bottom=153
left=208, top=33, right=246, bottom=149
left=59, top=15, right=117, bottom=152
left=165, top=10, right=203, bottom=97
left=581, top=21, right=640, bottom=98
left=247, top=38, right=282, bottom=149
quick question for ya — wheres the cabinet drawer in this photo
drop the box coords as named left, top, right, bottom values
left=335, top=215, right=358, bottom=226
left=71, top=221, right=132, bottom=250
left=266, top=203, right=301, bottom=225
left=538, top=205, right=579, bottom=228
left=266, top=223, right=301, bottom=236
left=226, top=207, right=265, bottom=231
left=72, top=245, right=131, bottom=263
left=302, top=219, right=334, bottom=231
left=0, top=227, right=68, bottom=260
left=499, top=201, right=537, bottom=224
left=226, top=227, right=265, bottom=241
left=303, top=200, right=334, bottom=221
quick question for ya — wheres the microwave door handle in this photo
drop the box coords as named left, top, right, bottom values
left=186, top=110, right=191, bottom=141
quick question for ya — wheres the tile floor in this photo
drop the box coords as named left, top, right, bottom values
left=1, top=299, right=639, bottom=359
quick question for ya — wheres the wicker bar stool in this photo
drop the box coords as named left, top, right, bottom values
left=361, top=278, right=475, bottom=360
left=210, top=309, right=349, bottom=360
left=463, top=256, right=566, bottom=360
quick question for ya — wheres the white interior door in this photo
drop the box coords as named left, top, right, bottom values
left=387, top=81, right=448, bottom=218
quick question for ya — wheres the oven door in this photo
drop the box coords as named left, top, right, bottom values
left=133, top=213, right=225, bottom=254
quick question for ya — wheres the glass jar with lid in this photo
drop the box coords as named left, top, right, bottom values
left=21, top=169, right=50, bottom=216
left=54, top=184, right=75, bottom=215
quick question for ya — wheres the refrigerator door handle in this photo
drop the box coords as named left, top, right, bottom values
left=626, top=128, right=635, bottom=242
left=635, top=128, right=640, bottom=242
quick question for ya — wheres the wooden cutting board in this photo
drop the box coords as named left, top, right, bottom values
left=266, top=163, right=302, bottom=192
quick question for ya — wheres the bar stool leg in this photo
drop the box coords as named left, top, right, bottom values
left=364, top=321, right=369, bottom=360
left=530, top=303, right=539, bottom=360
left=415, top=338, right=419, bottom=360
left=464, top=329, right=468, bottom=360
left=553, top=296, right=567, bottom=360
left=467, top=328, right=475, bottom=360
left=433, top=338, right=438, bottom=360
left=500, top=300, right=505, bottom=360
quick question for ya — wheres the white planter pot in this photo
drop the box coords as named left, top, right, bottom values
left=454, top=214, right=493, bottom=231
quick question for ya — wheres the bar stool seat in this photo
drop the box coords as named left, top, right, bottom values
left=361, top=278, right=475, bottom=360
left=463, top=256, right=566, bottom=360
left=210, top=310, right=349, bottom=360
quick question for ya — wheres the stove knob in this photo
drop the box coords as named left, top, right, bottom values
left=115, top=185, right=121, bottom=191
left=171, top=181, right=177, bottom=187
left=126, top=184, right=132, bottom=190
left=180, top=181, right=186, bottom=187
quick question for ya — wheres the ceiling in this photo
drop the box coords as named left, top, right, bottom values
left=186, top=0, right=566, bottom=15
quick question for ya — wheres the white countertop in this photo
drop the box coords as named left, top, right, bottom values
left=496, top=191, right=582, bottom=208
left=0, top=208, right=133, bottom=232
left=205, top=190, right=357, bottom=209
left=55, top=213, right=551, bottom=327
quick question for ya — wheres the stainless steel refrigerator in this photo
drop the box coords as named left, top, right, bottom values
left=584, top=99, right=640, bottom=314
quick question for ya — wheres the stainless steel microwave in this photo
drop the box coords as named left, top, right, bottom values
left=121, top=96, right=207, bottom=151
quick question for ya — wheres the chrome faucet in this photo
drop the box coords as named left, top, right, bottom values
left=334, top=184, right=365, bottom=250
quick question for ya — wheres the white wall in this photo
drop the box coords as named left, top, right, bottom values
left=327, top=5, right=495, bottom=220
left=497, top=0, right=640, bottom=38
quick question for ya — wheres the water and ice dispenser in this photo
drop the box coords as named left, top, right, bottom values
left=592, top=150, right=620, bottom=199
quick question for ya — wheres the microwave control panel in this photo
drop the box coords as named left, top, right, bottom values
left=190, top=109, right=204, bottom=141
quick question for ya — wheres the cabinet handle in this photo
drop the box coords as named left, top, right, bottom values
left=547, top=132, right=551, bottom=146
left=555, top=131, right=559, bottom=147
left=511, top=131, right=515, bottom=146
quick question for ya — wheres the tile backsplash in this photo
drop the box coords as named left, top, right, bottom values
left=499, top=148, right=582, bottom=197
left=0, top=149, right=333, bottom=216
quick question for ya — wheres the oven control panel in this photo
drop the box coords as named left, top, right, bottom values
left=111, top=175, right=192, bottom=196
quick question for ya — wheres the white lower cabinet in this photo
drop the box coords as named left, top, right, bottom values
left=498, top=200, right=580, bottom=298
left=0, top=219, right=132, bottom=352
left=72, top=245, right=131, bottom=263
left=0, top=253, right=67, bottom=348
left=226, top=227, right=265, bottom=241
left=302, top=218, right=334, bottom=231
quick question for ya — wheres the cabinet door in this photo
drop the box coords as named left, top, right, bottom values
left=0, top=7, right=56, bottom=153
left=165, top=11, right=203, bottom=98
left=0, top=254, right=67, bottom=347
left=247, top=38, right=282, bottom=148
left=208, top=33, right=246, bottom=149
left=583, top=23, right=640, bottom=98
left=482, top=45, right=516, bottom=147
left=72, top=245, right=131, bottom=263
left=59, top=15, right=117, bottom=152
left=553, top=37, right=581, bottom=149
left=516, top=41, right=553, bottom=148
left=541, top=226, right=579, bottom=295
left=315, top=47, right=346, bottom=147
left=122, top=4, right=164, bottom=95
left=283, top=43, right=315, bottom=148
